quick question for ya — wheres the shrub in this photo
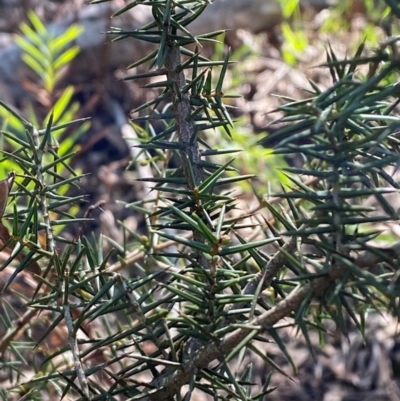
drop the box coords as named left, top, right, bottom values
left=1, top=1, right=400, bottom=400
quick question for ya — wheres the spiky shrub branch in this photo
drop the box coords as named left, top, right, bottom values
left=0, top=101, right=88, bottom=399
left=83, top=1, right=400, bottom=400
left=2, top=1, right=400, bottom=400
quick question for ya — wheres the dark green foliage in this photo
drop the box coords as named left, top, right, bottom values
left=2, top=1, right=400, bottom=401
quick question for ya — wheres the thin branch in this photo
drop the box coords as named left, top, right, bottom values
left=116, top=273, right=169, bottom=359
left=0, top=308, right=39, bottom=355
left=28, top=124, right=56, bottom=254
left=241, top=236, right=297, bottom=296
left=64, top=304, right=90, bottom=400
left=163, top=33, right=211, bottom=272
left=144, top=243, right=397, bottom=401
left=164, top=44, right=203, bottom=189
left=30, top=120, right=91, bottom=397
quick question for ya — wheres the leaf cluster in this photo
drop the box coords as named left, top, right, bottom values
left=2, top=2, right=400, bottom=401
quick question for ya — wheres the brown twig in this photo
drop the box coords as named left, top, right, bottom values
left=144, top=242, right=399, bottom=401
left=0, top=308, right=39, bottom=356
left=64, top=304, right=90, bottom=399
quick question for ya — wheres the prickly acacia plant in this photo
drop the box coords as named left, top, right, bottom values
left=2, top=0, right=400, bottom=400
left=1, top=1, right=276, bottom=399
